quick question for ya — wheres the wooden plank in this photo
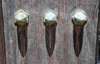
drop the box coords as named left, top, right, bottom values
left=2, top=0, right=99, bottom=64
left=0, top=0, right=6, bottom=64
left=57, top=0, right=79, bottom=64
left=95, top=1, right=100, bottom=64
left=78, top=0, right=99, bottom=64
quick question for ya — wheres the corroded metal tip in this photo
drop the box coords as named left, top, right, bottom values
left=73, top=25, right=84, bottom=57
left=45, top=24, right=56, bottom=57
left=17, top=25, right=28, bottom=57
left=72, top=9, right=88, bottom=25
left=44, top=10, right=57, bottom=26
left=14, top=10, right=29, bottom=26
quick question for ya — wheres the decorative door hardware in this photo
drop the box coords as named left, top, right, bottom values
left=43, top=10, right=57, bottom=57
left=72, top=9, right=88, bottom=57
left=14, top=10, right=29, bottom=57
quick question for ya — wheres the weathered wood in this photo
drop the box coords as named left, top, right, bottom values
left=95, top=1, right=100, bottom=64
left=1, top=0, right=99, bottom=64
left=0, top=0, right=6, bottom=64
left=78, top=0, right=99, bottom=64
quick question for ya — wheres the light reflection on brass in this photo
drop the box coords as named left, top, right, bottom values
left=14, top=10, right=29, bottom=26
left=44, top=10, right=57, bottom=26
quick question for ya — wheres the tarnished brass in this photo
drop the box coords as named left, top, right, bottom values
left=44, top=10, right=57, bottom=26
left=14, top=10, right=29, bottom=26
left=72, top=9, right=88, bottom=25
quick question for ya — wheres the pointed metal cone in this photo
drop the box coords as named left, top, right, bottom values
left=17, top=25, right=28, bottom=57
left=73, top=25, right=84, bottom=57
left=45, top=24, right=56, bottom=57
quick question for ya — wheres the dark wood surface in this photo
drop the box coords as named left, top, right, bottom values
left=0, top=0, right=6, bottom=64
left=1, top=0, right=99, bottom=64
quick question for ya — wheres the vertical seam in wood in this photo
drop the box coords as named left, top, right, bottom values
left=95, top=0, right=100, bottom=64
left=0, top=0, right=6, bottom=64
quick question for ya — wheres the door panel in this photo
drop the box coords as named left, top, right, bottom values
left=78, top=0, right=99, bottom=64
left=1, top=0, right=99, bottom=64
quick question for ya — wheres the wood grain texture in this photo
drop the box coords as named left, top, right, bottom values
left=95, top=1, right=100, bottom=64
left=0, top=0, right=6, bottom=64
left=1, top=0, right=99, bottom=64
left=78, top=0, right=99, bottom=64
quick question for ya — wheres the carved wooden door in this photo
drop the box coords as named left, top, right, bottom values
left=0, top=0, right=99, bottom=64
